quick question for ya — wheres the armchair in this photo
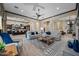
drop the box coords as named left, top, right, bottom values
left=0, top=32, right=23, bottom=55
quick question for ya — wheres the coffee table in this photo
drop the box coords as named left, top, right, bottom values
left=37, top=36, right=55, bottom=45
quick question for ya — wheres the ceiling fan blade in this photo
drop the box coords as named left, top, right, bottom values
left=32, top=5, right=37, bottom=11
left=32, top=4, right=45, bottom=11
left=37, top=5, right=45, bottom=9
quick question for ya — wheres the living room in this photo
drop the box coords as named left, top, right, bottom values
left=0, top=3, right=79, bottom=56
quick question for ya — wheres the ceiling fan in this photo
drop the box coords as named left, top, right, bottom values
left=23, top=3, right=45, bottom=19
left=35, top=8, right=45, bottom=19
left=23, top=3, right=45, bottom=11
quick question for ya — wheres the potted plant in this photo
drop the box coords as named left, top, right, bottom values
left=0, top=42, right=5, bottom=53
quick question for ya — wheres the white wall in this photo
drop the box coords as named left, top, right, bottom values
left=40, top=11, right=77, bottom=32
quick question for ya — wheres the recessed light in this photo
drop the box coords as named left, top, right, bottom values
left=56, top=7, right=60, bottom=10
left=21, top=10, right=24, bottom=12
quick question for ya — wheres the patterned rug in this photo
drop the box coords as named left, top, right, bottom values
left=27, top=39, right=65, bottom=56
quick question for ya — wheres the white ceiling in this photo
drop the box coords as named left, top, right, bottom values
left=3, top=3, right=76, bottom=20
